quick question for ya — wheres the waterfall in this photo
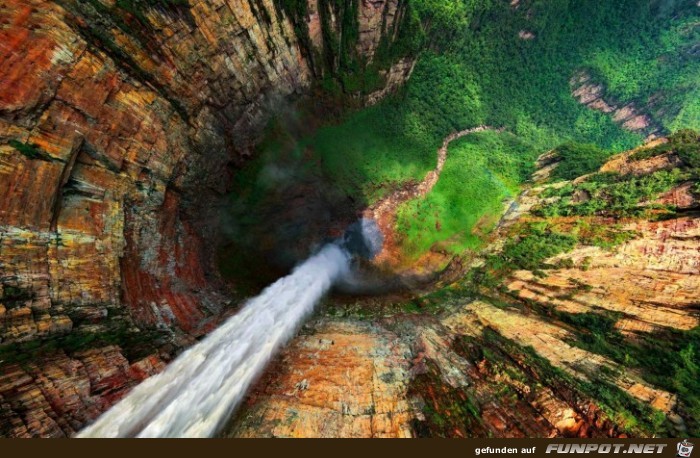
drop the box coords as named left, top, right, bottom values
left=77, top=244, right=350, bottom=438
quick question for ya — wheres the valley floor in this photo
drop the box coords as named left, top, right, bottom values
left=226, top=138, right=700, bottom=438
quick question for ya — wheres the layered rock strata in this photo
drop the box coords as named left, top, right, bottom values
left=0, top=0, right=411, bottom=436
left=229, top=141, right=698, bottom=438
left=570, top=71, right=662, bottom=139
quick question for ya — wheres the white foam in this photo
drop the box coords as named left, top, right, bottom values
left=77, top=244, right=350, bottom=438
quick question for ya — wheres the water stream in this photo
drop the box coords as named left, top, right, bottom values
left=78, top=244, right=351, bottom=438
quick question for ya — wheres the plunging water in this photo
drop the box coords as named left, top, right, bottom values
left=78, top=244, right=350, bottom=438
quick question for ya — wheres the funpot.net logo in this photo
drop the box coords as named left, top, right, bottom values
left=677, top=440, right=694, bottom=458
left=545, top=444, right=668, bottom=454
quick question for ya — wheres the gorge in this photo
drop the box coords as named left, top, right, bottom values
left=0, top=0, right=699, bottom=439
left=78, top=243, right=350, bottom=438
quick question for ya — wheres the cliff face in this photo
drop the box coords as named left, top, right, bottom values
left=228, top=138, right=699, bottom=438
left=0, top=0, right=412, bottom=437
left=570, top=71, right=664, bottom=140
left=3, top=0, right=695, bottom=440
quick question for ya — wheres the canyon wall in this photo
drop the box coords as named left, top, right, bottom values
left=229, top=139, right=699, bottom=438
left=0, top=0, right=412, bottom=436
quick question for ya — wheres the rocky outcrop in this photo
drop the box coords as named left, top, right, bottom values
left=518, top=30, right=535, bottom=40
left=598, top=139, right=682, bottom=176
left=0, top=0, right=414, bottom=436
left=365, top=57, right=416, bottom=105
left=228, top=320, right=413, bottom=438
left=229, top=300, right=668, bottom=438
left=0, top=346, right=166, bottom=438
left=356, top=0, right=405, bottom=59
left=570, top=71, right=662, bottom=139
left=228, top=138, right=698, bottom=438
left=1, top=0, right=310, bottom=340
left=507, top=146, right=699, bottom=338
left=302, top=0, right=411, bottom=74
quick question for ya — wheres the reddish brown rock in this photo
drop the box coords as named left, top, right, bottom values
left=0, top=0, right=413, bottom=437
left=228, top=320, right=413, bottom=438
left=0, top=346, right=166, bottom=437
left=229, top=139, right=697, bottom=438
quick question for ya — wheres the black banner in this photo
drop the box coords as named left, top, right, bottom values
left=0, top=438, right=696, bottom=458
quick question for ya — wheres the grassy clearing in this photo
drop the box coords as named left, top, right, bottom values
left=309, top=104, right=439, bottom=203
left=396, top=131, right=536, bottom=259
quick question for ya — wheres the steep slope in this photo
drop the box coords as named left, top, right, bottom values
left=228, top=135, right=699, bottom=438
left=0, top=0, right=698, bottom=439
left=0, top=0, right=412, bottom=437
left=226, top=0, right=699, bottom=274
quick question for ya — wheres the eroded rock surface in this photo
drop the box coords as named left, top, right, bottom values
left=0, top=0, right=412, bottom=436
left=0, top=346, right=166, bottom=437
left=570, top=71, right=662, bottom=139
left=229, top=140, right=698, bottom=438
left=228, top=320, right=413, bottom=438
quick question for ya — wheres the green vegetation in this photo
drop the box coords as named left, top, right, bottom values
left=464, top=217, right=639, bottom=290
left=0, top=284, right=34, bottom=310
left=534, top=133, right=700, bottom=219
left=396, top=131, right=535, bottom=259
left=0, top=321, right=171, bottom=367
left=499, top=223, right=578, bottom=271
left=463, top=222, right=578, bottom=289
left=533, top=168, right=684, bottom=218
left=549, top=142, right=610, bottom=181
left=238, top=0, right=700, bottom=261
left=8, top=140, right=59, bottom=162
left=674, top=344, right=700, bottom=434
left=409, top=325, right=671, bottom=437
left=631, top=129, right=700, bottom=169
left=573, top=220, right=639, bottom=250
left=499, top=222, right=577, bottom=269
left=321, top=282, right=472, bottom=319
left=310, top=104, right=439, bottom=201
left=389, top=0, right=696, bottom=254
left=0, top=286, right=170, bottom=366
left=479, top=327, right=671, bottom=436
left=675, top=129, right=700, bottom=168
left=276, top=0, right=423, bottom=93
left=407, top=358, right=484, bottom=438
left=549, top=310, right=700, bottom=436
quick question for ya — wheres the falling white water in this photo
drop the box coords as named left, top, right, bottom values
left=77, top=244, right=350, bottom=438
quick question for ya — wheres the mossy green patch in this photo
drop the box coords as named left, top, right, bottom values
left=8, top=140, right=59, bottom=162
left=0, top=322, right=171, bottom=367
left=549, top=143, right=611, bottom=181
left=396, top=131, right=536, bottom=259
